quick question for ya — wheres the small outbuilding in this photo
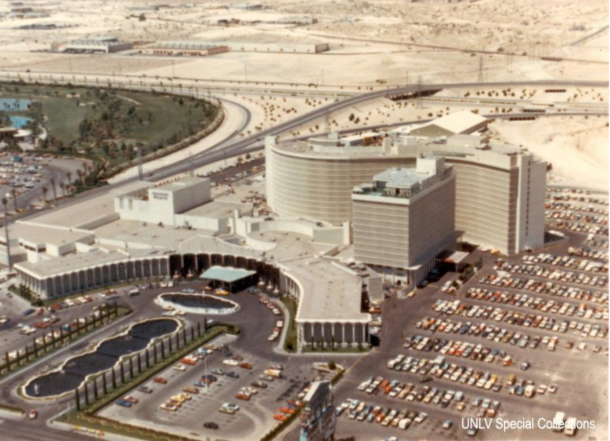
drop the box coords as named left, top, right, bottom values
left=409, top=110, right=488, bottom=138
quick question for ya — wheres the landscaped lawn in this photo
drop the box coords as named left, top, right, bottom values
left=0, top=82, right=219, bottom=169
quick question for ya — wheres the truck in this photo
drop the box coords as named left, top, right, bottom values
left=564, top=417, right=577, bottom=436
left=128, top=289, right=140, bottom=297
left=552, top=412, right=566, bottom=432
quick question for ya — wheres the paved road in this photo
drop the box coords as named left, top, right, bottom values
left=309, top=32, right=609, bottom=65
left=570, top=25, right=609, bottom=46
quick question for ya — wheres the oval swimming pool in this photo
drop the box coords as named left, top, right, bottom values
left=156, top=293, right=239, bottom=315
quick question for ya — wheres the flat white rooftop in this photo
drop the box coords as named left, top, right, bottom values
left=282, top=256, right=370, bottom=323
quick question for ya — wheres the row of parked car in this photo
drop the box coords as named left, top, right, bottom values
left=337, top=398, right=429, bottom=432
left=259, top=295, right=281, bottom=316
left=546, top=187, right=606, bottom=204
left=522, top=253, right=608, bottom=273
left=493, top=260, right=608, bottom=289
left=415, top=316, right=561, bottom=351
left=549, top=220, right=608, bottom=238
left=357, top=376, right=473, bottom=412
left=565, top=247, right=608, bottom=263
left=403, top=335, right=512, bottom=365
left=546, top=209, right=608, bottom=226
left=432, top=299, right=608, bottom=339
left=480, top=272, right=607, bottom=305
left=465, top=287, right=608, bottom=321
left=385, top=355, right=514, bottom=394
left=545, top=200, right=608, bottom=216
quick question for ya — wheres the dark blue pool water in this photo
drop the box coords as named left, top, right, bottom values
left=24, top=318, right=178, bottom=398
left=161, top=293, right=235, bottom=309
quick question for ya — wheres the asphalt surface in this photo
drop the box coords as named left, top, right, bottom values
left=281, top=232, right=608, bottom=441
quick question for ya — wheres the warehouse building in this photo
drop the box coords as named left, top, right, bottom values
left=55, top=37, right=133, bottom=54
left=352, top=157, right=456, bottom=285
left=219, top=41, right=329, bottom=54
left=265, top=115, right=547, bottom=255
left=142, top=41, right=229, bottom=57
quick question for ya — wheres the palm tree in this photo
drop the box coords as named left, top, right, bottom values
left=2, top=197, right=11, bottom=270
left=10, top=188, right=17, bottom=213
left=66, top=171, right=72, bottom=187
left=50, top=178, right=57, bottom=202
left=41, top=186, right=48, bottom=204
left=59, top=182, right=66, bottom=197
left=76, top=169, right=84, bottom=184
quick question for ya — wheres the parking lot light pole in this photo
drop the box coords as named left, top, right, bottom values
left=2, top=198, right=11, bottom=271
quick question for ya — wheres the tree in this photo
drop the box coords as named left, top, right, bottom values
left=2, top=198, right=10, bottom=270
left=66, top=171, right=72, bottom=187
left=10, top=188, right=17, bottom=213
left=50, top=178, right=57, bottom=201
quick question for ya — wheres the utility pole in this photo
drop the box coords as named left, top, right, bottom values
left=416, top=75, right=423, bottom=109
left=477, top=56, right=484, bottom=83
left=2, top=201, right=10, bottom=271
left=137, top=145, right=143, bottom=181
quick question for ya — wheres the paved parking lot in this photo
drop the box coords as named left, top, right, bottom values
left=318, top=203, right=608, bottom=441
left=95, top=286, right=356, bottom=440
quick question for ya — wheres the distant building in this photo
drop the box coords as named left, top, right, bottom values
left=55, top=37, right=133, bottom=54
left=232, top=3, right=264, bottom=10
left=0, top=127, right=18, bottom=141
left=299, top=381, right=336, bottom=441
left=408, top=110, right=489, bottom=137
left=221, top=41, right=328, bottom=54
left=142, top=41, right=229, bottom=57
left=352, top=157, right=456, bottom=284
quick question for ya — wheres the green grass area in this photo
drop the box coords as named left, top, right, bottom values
left=55, top=324, right=239, bottom=441
left=281, top=296, right=298, bottom=352
left=0, top=82, right=220, bottom=171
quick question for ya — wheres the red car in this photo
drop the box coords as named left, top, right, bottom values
left=153, top=377, right=167, bottom=384
left=29, top=409, right=38, bottom=420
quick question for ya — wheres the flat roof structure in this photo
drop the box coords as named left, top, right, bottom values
left=181, top=200, right=247, bottom=219
left=281, top=257, right=369, bottom=323
left=408, top=110, right=488, bottom=137
left=147, top=40, right=227, bottom=51
left=11, top=223, right=93, bottom=247
left=200, top=266, right=255, bottom=283
left=15, top=249, right=142, bottom=278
